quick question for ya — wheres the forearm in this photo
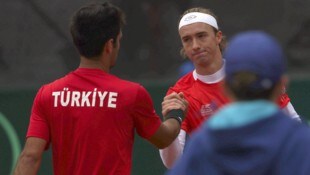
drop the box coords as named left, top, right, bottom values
left=13, top=152, right=42, bottom=175
left=159, top=129, right=186, bottom=168
left=148, top=118, right=181, bottom=149
left=160, top=118, right=181, bottom=148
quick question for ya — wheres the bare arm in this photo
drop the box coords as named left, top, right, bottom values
left=13, top=137, right=47, bottom=175
left=148, top=92, right=188, bottom=149
left=148, top=118, right=181, bottom=149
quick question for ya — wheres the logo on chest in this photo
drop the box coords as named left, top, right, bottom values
left=200, top=101, right=218, bottom=117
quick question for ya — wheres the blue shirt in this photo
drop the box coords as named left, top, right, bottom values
left=167, top=100, right=310, bottom=175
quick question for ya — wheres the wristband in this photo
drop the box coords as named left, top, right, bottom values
left=164, top=109, right=184, bottom=125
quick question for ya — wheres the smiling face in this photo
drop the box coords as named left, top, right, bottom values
left=179, top=22, right=222, bottom=68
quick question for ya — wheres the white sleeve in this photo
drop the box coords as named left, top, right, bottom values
left=281, top=102, right=301, bottom=121
left=159, top=129, right=186, bottom=169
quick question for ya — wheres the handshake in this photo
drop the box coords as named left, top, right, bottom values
left=162, top=92, right=188, bottom=125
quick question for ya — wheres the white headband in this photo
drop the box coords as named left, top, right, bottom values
left=178, top=12, right=218, bottom=30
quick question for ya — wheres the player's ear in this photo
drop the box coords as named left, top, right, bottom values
left=216, top=31, right=222, bottom=44
left=104, top=38, right=114, bottom=54
left=180, top=47, right=187, bottom=59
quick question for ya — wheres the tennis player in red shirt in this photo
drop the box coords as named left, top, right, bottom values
left=13, top=2, right=187, bottom=175
left=160, top=7, right=301, bottom=168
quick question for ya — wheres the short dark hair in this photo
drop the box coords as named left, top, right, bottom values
left=225, top=72, right=276, bottom=100
left=70, top=2, right=126, bottom=58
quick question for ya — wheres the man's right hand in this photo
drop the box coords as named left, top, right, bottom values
left=161, top=92, right=188, bottom=122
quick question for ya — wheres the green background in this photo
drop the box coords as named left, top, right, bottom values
left=1, top=80, right=309, bottom=175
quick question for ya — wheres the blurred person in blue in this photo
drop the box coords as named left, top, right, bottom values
left=167, top=31, right=310, bottom=175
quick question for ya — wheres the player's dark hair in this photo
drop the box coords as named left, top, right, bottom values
left=225, top=72, right=276, bottom=100
left=70, top=2, right=126, bottom=58
left=179, top=7, right=227, bottom=58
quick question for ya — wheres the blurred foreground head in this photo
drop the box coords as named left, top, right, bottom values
left=223, top=31, right=287, bottom=101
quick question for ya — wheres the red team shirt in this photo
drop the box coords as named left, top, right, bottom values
left=168, top=71, right=290, bottom=134
left=27, top=68, right=161, bottom=175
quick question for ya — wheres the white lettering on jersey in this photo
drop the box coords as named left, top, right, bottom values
left=52, top=91, right=60, bottom=107
left=81, top=91, right=91, bottom=107
left=60, top=88, right=70, bottom=106
left=71, top=91, right=81, bottom=107
left=52, top=88, right=118, bottom=108
left=108, top=92, right=117, bottom=108
left=98, top=91, right=108, bottom=107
